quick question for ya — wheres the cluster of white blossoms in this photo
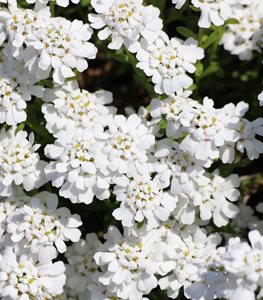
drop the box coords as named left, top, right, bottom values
left=172, top=0, right=239, bottom=28
left=0, top=0, right=263, bottom=299
left=0, top=52, right=44, bottom=125
left=42, top=80, right=116, bottom=136
left=136, top=33, right=204, bottom=95
left=0, top=127, right=47, bottom=197
left=0, top=248, right=66, bottom=299
left=24, top=0, right=80, bottom=7
left=220, top=0, right=263, bottom=60
left=0, top=187, right=82, bottom=299
left=90, top=0, right=204, bottom=95
left=89, top=0, right=163, bottom=52
left=151, top=93, right=263, bottom=163
left=0, top=2, right=97, bottom=84
left=172, top=0, right=263, bottom=60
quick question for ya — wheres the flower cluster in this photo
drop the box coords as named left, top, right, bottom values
left=136, top=33, right=204, bottom=95
left=89, top=0, right=163, bottom=52
left=0, top=248, right=66, bottom=300
left=0, top=127, right=47, bottom=197
left=221, top=0, right=263, bottom=60
left=90, top=0, right=204, bottom=95
left=0, top=187, right=82, bottom=299
left=151, top=94, right=263, bottom=163
left=0, top=3, right=97, bottom=84
left=0, top=0, right=262, bottom=299
left=42, top=80, right=116, bottom=135
left=220, top=230, right=263, bottom=300
left=0, top=52, right=43, bottom=125
left=172, top=0, right=236, bottom=28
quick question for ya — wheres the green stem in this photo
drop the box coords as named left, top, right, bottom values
left=209, top=26, right=225, bottom=63
left=198, top=28, right=204, bottom=46
left=50, top=0, right=55, bottom=17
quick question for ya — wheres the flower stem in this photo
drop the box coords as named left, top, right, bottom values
left=50, top=0, right=55, bottom=17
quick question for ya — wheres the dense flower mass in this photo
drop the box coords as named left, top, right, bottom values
left=113, top=174, right=177, bottom=228
left=42, top=80, right=116, bottom=135
left=136, top=32, right=204, bottom=95
left=102, top=114, right=155, bottom=177
left=45, top=127, right=110, bottom=204
left=0, top=0, right=262, bottom=299
left=221, top=0, right=263, bottom=60
left=0, top=127, right=47, bottom=196
left=0, top=248, right=66, bottom=299
left=0, top=4, right=97, bottom=83
left=24, top=0, right=80, bottom=7
left=0, top=53, right=43, bottom=125
left=89, top=0, right=163, bottom=52
left=172, top=0, right=235, bottom=28
left=7, top=191, right=82, bottom=264
left=94, top=226, right=161, bottom=300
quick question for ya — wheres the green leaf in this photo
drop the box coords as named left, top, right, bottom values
left=15, top=123, right=25, bottom=133
left=195, top=62, right=203, bottom=77
left=203, top=31, right=220, bottom=49
left=225, top=18, right=239, bottom=25
left=81, top=0, right=90, bottom=6
left=112, top=53, right=129, bottom=63
left=189, top=4, right=200, bottom=12
left=176, top=26, right=196, bottom=38
left=38, top=79, right=53, bottom=89
left=200, top=63, right=219, bottom=78
left=137, top=220, right=146, bottom=229
left=165, top=10, right=183, bottom=25
left=219, top=158, right=251, bottom=177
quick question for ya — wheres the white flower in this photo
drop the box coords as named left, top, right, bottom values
left=45, top=127, right=111, bottom=204
left=6, top=191, right=82, bottom=264
left=258, top=91, right=263, bottom=106
left=172, top=0, right=187, bottom=9
left=227, top=204, right=263, bottom=238
left=221, top=230, right=263, bottom=300
left=65, top=233, right=101, bottom=293
left=94, top=226, right=161, bottom=300
left=191, top=0, right=234, bottom=28
left=25, top=0, right=80, bottom=7
left=179, top=97, right=241, bottom=163
left=89, top=0, right=163, bottom=52
left=220, top=1, right=263, bottom=60
left=0, top=74, right=26, bottom=124
left=0, top=5, right=97, bottom=83
left=153, top=139, right=209, bottom=190
left=0, top=52, right=44, bottom=125
left=136, top=32, right=204, bottom=95
left=152, top=139, right=240, bottom=226
left=0, top=187, right=29, bottom=250
left=192, top=170, right=240, bottom=227
left=112, top=174, right=177, bottom=228
left=235, top=117, right=263, bottom=160
left=173, top=0, right=237, bottom=28
left=0, top=127, right=47, bottom=197
left=102, top=114, right=155, bottom=177
left=0, top=247, right=66, bottom=300
left=88, top=281, right=124, bottom=300
left=150, top=91, right=199, bottom=138
left=42, top=80, right=116, bottom=136
left=184, top=246, right=227, bottom=300
left=25, top=17, right=97, bottom=84
left=158, top=223, right=222, bottom=299
left=0, top=5, right=50, bottom=50
left=222, top=100, right=263, bottom=160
